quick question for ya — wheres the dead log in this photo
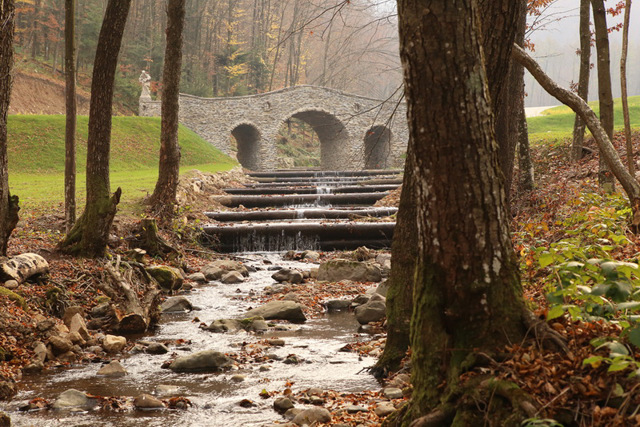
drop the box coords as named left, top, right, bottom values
left=0, top=253, right=49, bottom=283
left=212, top=192, right=390, bottom=208
left=128, top=218, right=180, bottom=259
left=96, top=256, right=162, bottom=333
left=222, top=185, right=399, bottom=195
left=248, top=169, right=402, bottom=178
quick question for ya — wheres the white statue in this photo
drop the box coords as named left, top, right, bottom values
left=139, top=70, right=152, bottom=99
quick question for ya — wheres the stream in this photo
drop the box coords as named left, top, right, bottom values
left=3, top=253, right=380, bottom=426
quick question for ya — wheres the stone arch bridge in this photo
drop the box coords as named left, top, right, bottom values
left=139, top=85, right=408, bottom=171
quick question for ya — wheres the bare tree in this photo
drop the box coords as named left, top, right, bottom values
left=571, top=0, right=592, bottom=162
left=64, top=0, right=77, bottom=232
left=620, top=0, right=634, bottom=175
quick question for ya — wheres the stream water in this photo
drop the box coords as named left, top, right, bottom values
left=2, top=253, right=380, bottom=427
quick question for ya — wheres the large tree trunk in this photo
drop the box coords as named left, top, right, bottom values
left=370, top=153, right=416, bottom=378
left=591, top=0, right=616, bottom=191
left=64, top=0, right=76, bottom=232
left=513, top=45, right=640, bottom=225
left=149, top=0, right=185, bottom=219
left=571, top=0, right=592, bottom=162
left=0, top=0, right=19, bottom=257
left=59, top=0, right=132, bottom=257
left=620, top=0, right=633, bottom=175
left=392, top=1, right=529, bottom=424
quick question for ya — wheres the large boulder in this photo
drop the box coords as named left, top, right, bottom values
left=220, top=271, right=245, bottom=284
left=102, top=335, right=127, bottom=353
left=201, top=260, right=248, bottom=281
left=52, top=389, right=96, bottom=411
left=244, top=300, right=307, bottom=323
left=205, top=319, right=242, bottom=333
left=146, top=266, right=184, bottom=292
left=68, top=314, right=90, bottom=341
left=169, top=350, right=233, bottom=372
left=161, top=296, right=193, bottom=313
left=354, top=294, right=386, bottom=324
left=271, top=269, right=303, bottom=284
left=317, top=259, right=382, bottom=283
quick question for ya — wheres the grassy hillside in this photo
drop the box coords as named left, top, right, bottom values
left=7, top=115, right=238, bottom=211
left=527, top=95, right=640, bottom=142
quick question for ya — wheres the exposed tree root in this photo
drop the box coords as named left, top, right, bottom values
left=522, top=309, right=570, bottom=355
left=128, top=218, right=180, bottom=260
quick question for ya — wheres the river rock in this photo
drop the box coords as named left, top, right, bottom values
left=383, top=387, right=403, bottom=399
left=147, top=266, right=184, bottom=292
left=376, top=253, right=392, bottom=271
left=353, top=246, right=372, bottom=261
left=33, top=341, right=47, bottom=363
left=325, top=299, right=352, bottom=312
left=161, top=296, right=193, bottom=313
left=134, top=393, right=165, bottom=410
left=201, top=260, right=248, bottom=281
left=221, top=271, right=245, bottom=284
left=292, top=407, right=332, bottom=425
left=49, top=335, right=73, bottom=355
left=274, top=397, right=294, bottom=413
left=187, top=272, right=206, bottom=283
left=230, top=374, right=246, bottom=382
left=244, top=300, right=307, bottom=323
left=354, top=294, right=386, bottom=324
left=205, top=319, right=242, bottom=333
left=62, top=306, right=85, bottom=327
left=346, top=405, right=368, bottom=413
left=0, top=410, right=10, bottom=426
left=317, top=259, right=382, bottom=283
left=302, top=250, right=320, bottom=262
left=3, top=280, right=18, bottom=290
left=271, top=268, right=303, bottom=284
left=169, top=349, right=232, bottom=372
left=102, top=335, right=127, bottom=353
left=374, top=279, right=390, bottom=297
left=97, top=360, right=127, bottom=377
left=68, top=314, right=90, bottom=341
left=375, top=402, right=396, bottom=417
left=146, top=342, right=169, bottom=354
left=52, top=389, right=95, bottom=411
left=90, top=302, right=113, bottom=318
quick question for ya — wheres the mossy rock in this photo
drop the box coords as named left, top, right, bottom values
left=0, top=286, right=26, bottom=309
left=146, top=266, right=184, bottom=292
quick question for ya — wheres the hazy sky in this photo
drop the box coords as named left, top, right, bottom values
left=527, top=0, right=640, bottom=106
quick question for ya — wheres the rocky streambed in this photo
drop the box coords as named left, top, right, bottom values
left=1, top=251, right=408, bottom=427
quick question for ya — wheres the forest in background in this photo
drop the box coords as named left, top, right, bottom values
left=13, top=0, right=402, bottom=113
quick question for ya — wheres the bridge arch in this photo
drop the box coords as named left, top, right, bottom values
left=230, top=122, right=262, bottom=171
left=277, top=108, right=350, bottom=170
left=139, top=85, right=409, bottom=171
left=363, top=125, right=392, bottom=169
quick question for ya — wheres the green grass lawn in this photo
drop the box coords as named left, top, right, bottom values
left=7, top=115, right=238, bottom=212
left=527, top=95, right=640, bottom=143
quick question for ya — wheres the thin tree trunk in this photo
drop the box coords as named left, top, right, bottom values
left=571, top=0, right=592, bottom=161
left=591, top=0, right=616, bottom=191
left=518, top=108, right=535, bottom=191
left=59, top=0, right=132, bottom=257
left=64, top=0, right=77, bottom=232
left=513, top=45, right=640, bottom=224
left=149, top=0, right=185, bottom=218
left=620, top=0, right=634, bottom=175
left=0, top=0, right=20, bottom=256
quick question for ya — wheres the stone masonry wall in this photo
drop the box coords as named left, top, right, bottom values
left=139, top=85, right=408, bottom=171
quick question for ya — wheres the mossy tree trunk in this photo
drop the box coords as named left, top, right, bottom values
left=149, top=0, right=185, bottom=219
left=0, top=0, right=19, bottom=256
left=392, top=0, right=529, bottom=424
left=371, top=152, right=416, bottom=378
left=59, top=0, right=132, bottom=257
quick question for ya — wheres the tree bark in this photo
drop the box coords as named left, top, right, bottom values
left=64, top=0, right=77, bottom=232
left=518, top=108, right=535, bottom=192
left=149, top=0, right=185, bottom=219
left=513, top=45, right=640, bottom=224
left=394, top=1, right=528, bottom=424
left=620, top=0, right=634, bottom=175
left=571, top=0, right=592, bottom=162
left=371, top=153, right=416, bottom=378
left=591, top=0, right=616, bottom=191
left=0, top=0, right=19, bottom=257
left=59, top=0, right=132, bottom=257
